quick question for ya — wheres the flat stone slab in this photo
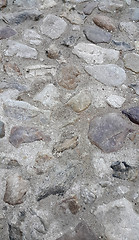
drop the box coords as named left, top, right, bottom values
left=73, top=42, right=119, bottom=65
left=40, top=14, right=67, bottom=39
left=88, top=113, right=133, bottom=153
left=4, top=40, right=38, bottom=59
left=85, top=64, right=126, bottom=86
left=84, top=25, right=112, bottom=43
left=106, top=95, right=126, bottom=108
left=124, top=53, right=139, bottom=73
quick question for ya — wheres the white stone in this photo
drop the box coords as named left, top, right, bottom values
left=40, top=14, right=67, bottom=39
left=33, top=84, right=60, bottom=108
left=4, top=40, right=38, bottom=59
left=85, top=64, right=126, bottom=86
left=119, top=22, right=137, bottom=36
left=94, top=198, right=139, bottom=240
left=117, top=185, right=129, bottom=194
left=61, top=9, right=83, bottom=25
left=106, top=94, right=126, bottom=108
left=67, top=90, right=91, bottom=112
left=73, top=42, right=119, bottom=65
left=25, top=65, right=57, bottom=81
left=23, top=29, right=42, bottom=45
left=40, top=0, right=56, bottom=9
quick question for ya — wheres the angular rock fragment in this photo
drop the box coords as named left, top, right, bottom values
left=40, top=14, right=67, bottom=39
left=119, top=22, right=137, bottom=37
left=5, top=40, right=38, bottom=59
left=0, top=0, right=7, bottom=8
left=58, top=65, right=80, bottom=90
left=106, top=95, right=125, bottom=108
left=111, top=161, right=138, bottom=181
left=9, top=126, right=45, bottom=148
left=98, top=0, right=123, bottom=13
left=0, top=121, right=5, bottom=138
left=94, top=198, right=139, bottom=240
left=112, top=40, right=132, bottom=51
left=54, top=136, right=78, bottom=153
left=46, top=44, right=60, bottom=59
left=85, top=64, right=126, bottom=86
left=73, top=43, right=119, bottom=65
left=23, top=29, right=42, bottom=46
left=88, top=113, right=133, bottom=153
left=129, top=84, right=139, bottom=96
left=122, top=106, right=139, bottom=125
left=84, top=25, right=112, bottom=43
left=124, top=53, right=139, bottom=73
left=33, top=84, right=59, bottom=108
left=93, top=15, right=116, bottom=32
left=61, top=35, right=77, bottom=47
left=3, top=10, right=42, bottom=24
left=3, top=62, right=21, bottom=76
left=131, top=8, right=139, bottom=22
left=34, top=154, right=52, bottom=175
left=83, top=2, right=97, bottom=15
left=67, top=90, right=91, bottom=112
left=0, top=81, right=28, bottom=92
left=40, top=0, right=56, bottom=9
left=0, top=27, right=16, bottom=40
left=61, top=9, right=83, bottom=25
left=25, top=65, right=57, bottom=80
left=4, top=173, right=28, bottom=205
left=57, top=221, right=97, bottom=240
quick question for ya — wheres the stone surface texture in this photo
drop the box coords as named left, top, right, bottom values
left=0, top=0, right=138, bottom=240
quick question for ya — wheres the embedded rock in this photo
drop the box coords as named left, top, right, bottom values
left=85, top=64, right=126, bottom=86
left=124, top=53, right=139, bottom=73
left=84, top=25, right=112, bottom=43
left=54, top=136, right=78, bottom=153
left=0, top=27, right=16, bottom=40
left=98, top=0, right=123, bottom=13
left=9, top=126, right=45, bottom=148
left=0, top=121, right=5, bottom=138
left=83, top=2, right=98, bottom=15
left=122, top=106, right=139, bottom=125
left=73, top=43, right=119, bottom=65
left=106, top=95, right=126, bottom=108
left=88, top=113, right=133, bottom=153
left=93, top=15, right=116, bottom=32
left=0, top=0, right=7, bottom=8
left=67, top=90, right=91, bottom=112
left=5, top=40, right=38, bottom=59
left=40, top=14, right=67, bottom=39
left=131, top=8, right=139, bottom=22
left=4, top=173, right=28, bottom=205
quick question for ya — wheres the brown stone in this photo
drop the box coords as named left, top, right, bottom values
left=4, top=173, right=28, bottom=205
left=68, top=198, right=80, bottom=215
left=0, top=27, right=16, bottom=40
left=3, top=62, right=21, bottom=76
left=58, top=65, right=80, bottom=90
left=88, top=113, right=133, bottom=153
left=93, top=15, right=116, bottom=32
left=0, top=0, right=7, bottom=8
left=55, top=136, right=78, bottom=153
left=9, top=126, right=45, bottom=148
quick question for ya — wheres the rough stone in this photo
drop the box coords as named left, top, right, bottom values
left=124, top=53, right=139, bottom=73
left=0, top=121, right=5, bottom=138
left=67, top=90, right=91, bottom=112
left=131, top=8, right=139, bottom=22
left=83, top=2, right=98, bottom=15
left=58, top=65, right=80, bottom=90
left=33, top=84, right=59, bottom=108
left=88, top=113, right=133, bottom=153
left=98, top=0, right=123, bottom=13
left=13, top=0, right=37, bottom=7
left=25, top=65, right=57, bottom=80
left=93, top=15, right=116, bottom=31
left=135, top=41, right=139, bottom=51
left=85, top=64, right=126, bottom=86
left=0, top=27, right=16, bottom=40
left=9, top=126, right=46, bottom=148
left=94, top=198, right=139, bottom=240
left=8, top=225, right=23, bottom=240
left=23, top=29, right=42, bottom=45
left=46, top=44, right=60, bottom=59
left=0, top=214, right=9, bottom=240
left=0, top=0, right=7, bottom=8
left=129, top=84, right=139, bottom=95
left=57, top=221, right=97, bottom=240
left=5, top=40, right=38, bottom=59
left=40, top=0, right=56, bottom=9
left=61, top=35, right=77, bottom=47
left=122, top=106, right=139, bottom=125
left=73, top=43, right=119, bottom=65
left=119, top=22, right=137, bottom=37
left=33, top=154, right=52, bottom=175
left=3, top=62, right=21, bottom=76
left=61, top=9, right=83, bottom=25
left=4, top=173, right=28, bottom=205
left=54, top=136, right=78, bottom=153
left=84, top=25, right=112, bottom=43
left=40, top=14, right=67, bottom=39
left=106, top=95, right=126, bottom=108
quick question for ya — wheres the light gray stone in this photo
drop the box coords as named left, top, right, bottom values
left=84, top=25, right=112, bottom=43
left=98, top=0, right=123, bottom=13
left=4, top=40, right=38, bottom=59
left=106, top=95, right=126, bottom=108
left=67, top=90, right=91, bottom=112
left=73, top=43, right=119, bottom=65
left=4, top=173, right=28, bottom=205
left=124, top=53, right=139, bottom=73
left=85, top=64, right=126, bottom=86
left=131, top=8, right=139, bottom=22
left=40, top=14, right=67, bottom=39
left=40, top=0, right=56, bottom=9
left=33, top=84, right=60, bottom=108
left=61, top=9, right=83, bottom=25
left=23, top=29, right=42, bottom=45
left=94, top=198, right=139, bottom=240
left=119, top=22, right=137, bottom=37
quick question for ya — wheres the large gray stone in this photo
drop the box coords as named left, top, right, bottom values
left=98, top=0, right=123, bottom=13
left=88, top=113, right=133, bottom=153
left=84, top=25, right=112, bottom=43
left=73, top=43, right=119, bottom=65
left=5, top=40, right=38, bottom=59
left=131, top=8, right=139, bottom=22
left=85, top=64, right=126, bottom=86
left=124, top=53, right=139, bottom=73
left=40, top=14, right=67, bottom=39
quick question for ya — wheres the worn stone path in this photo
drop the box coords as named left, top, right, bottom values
left=0, top=0, right=139, bottom=239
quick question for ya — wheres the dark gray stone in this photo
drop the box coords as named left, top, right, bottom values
left=88, top=113, right=133, bottom=153
left=122, top=107, right=139, bottom=125
left=83, top=2, right=98, bottom=15
left=83, top=25, right=112, bottom=43
left=0, top=121, right=5, bottom=138
left=0, top=27, right=16, bottom=40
